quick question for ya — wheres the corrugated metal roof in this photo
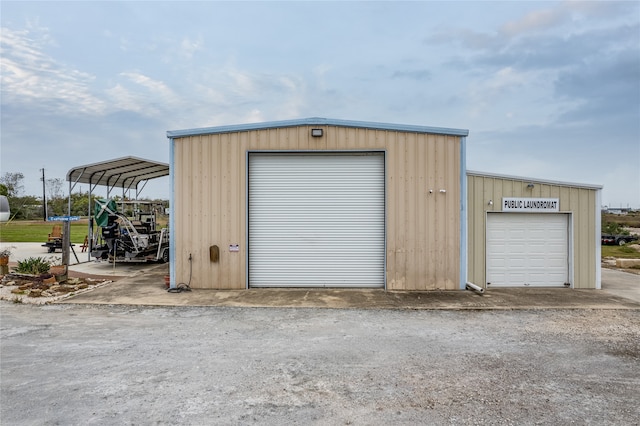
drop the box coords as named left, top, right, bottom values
left=66, top=156, right=169, bottom=190
left=166, top=117, right=469, bottom=138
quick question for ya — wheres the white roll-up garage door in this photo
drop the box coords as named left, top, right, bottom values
left=487, top=213, right=569, bottom=287
left=249, top=153, right=385, bottom=288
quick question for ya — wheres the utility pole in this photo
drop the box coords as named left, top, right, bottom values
left=40, top=168, right=47, bottom=221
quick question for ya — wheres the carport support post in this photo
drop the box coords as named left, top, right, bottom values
left=62, top=221, right=71, bottom=273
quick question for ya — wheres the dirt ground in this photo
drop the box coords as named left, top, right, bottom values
left=1, top=303, right=638, bottom=425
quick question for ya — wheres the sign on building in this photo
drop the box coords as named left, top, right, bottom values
left=502, top=197, right=559, bottom=212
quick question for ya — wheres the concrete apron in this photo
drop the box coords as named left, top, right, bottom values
left=5, top=241, right=633, bottom=309
left=59, top=264, right=640, bottom=310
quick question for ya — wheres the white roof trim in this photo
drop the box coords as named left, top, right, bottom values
left=167, top=117, right=469, bottom=138
left=467, top=170, right=603, bottom=190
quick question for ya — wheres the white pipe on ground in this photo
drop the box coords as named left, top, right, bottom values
left=466, top=281, right=485, bottom=294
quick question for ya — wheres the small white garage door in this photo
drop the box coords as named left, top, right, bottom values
left=487, top=213, right=569, bottom=287
left=249, top=153, right=385, bottom=288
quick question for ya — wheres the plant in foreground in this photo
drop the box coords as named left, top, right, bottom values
left=0, top=245, right=16, bottom=258
left=14, top=257, right=51, bottom=275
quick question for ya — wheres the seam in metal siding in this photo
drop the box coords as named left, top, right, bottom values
left=248, top=153, right=385, bottom=287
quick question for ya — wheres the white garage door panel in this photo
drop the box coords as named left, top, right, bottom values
left=249, top=153, right=385, bottom=288
left=508, top=257, right=526, bottom=268
left=487, top=213, right=569, bottom=287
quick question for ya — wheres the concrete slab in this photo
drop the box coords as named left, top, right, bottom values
left=602, top=267, right=640, bottom=303
left=60, top=263, right=640, bottom=310
left=5, top=242, right=639, bottom=310
left=0, top=242, right=89, bottom=265
left=0, top=242, right=159, bottom=279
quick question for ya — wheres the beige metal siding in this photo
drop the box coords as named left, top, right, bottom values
left=467, top=174, right=599, bottom=289
left=386, top=132, right=461, bottom=290
left=173, top=125, right=461, bottom=290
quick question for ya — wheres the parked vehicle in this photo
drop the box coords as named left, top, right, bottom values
left=90, top=198, right=169, bottom=263
left=601, top=234, right=638, bottom=246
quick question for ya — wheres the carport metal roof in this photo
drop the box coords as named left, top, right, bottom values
left=66, top=156, right=169, bottom=198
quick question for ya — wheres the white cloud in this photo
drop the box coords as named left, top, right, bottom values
left=467, top=67, right=535, bottom=119
left=488, top=67, right=529, bottom=92
left=245, top=109, right=264, bottom=123
left=0, top=26, right=106, bottom=115
left=312, top=63, right=333, bottom=92
left=119, top=36, right=130, bottom=52
left=192, top=66, right=308, bottom=119
left=228, top=68, right=256, bottom=97
left=270, top=76, right=306, bottom=119
left=191, top=83, right=227, bottom=105
left=121, top=72, right=175, bottom=98
left=105, top=84, right=153, bottom=116
left=179, top=36, right=203, bottom=59
left=501, top=7, right=568, bottom=37
left=105, top=72, right=185, bottom=118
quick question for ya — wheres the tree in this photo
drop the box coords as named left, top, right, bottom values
left=5, top=195, right=40, bottom=220
left=0, top=172, right=25, bottom=196
left=46, top=178, right=65, bottom=199
left=0, top=184, right=8, bottom=196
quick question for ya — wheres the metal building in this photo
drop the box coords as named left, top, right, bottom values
left=467, top=171, right=602, bottom=290
left=167, top=118, right=468, bottom=290
left=167, top=118, right=602, bottom=292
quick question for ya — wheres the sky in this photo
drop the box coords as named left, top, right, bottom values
left=1, top=1, right=639, bottom=207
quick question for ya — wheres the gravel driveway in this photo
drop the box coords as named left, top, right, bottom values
left=1, top=304, right=639, bottom=425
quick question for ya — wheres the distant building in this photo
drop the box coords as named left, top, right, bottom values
left=602, top=207, right=632, bottom=215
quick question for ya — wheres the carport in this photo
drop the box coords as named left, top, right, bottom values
left=66, top=156, right=169, bottom=200
left=65, top=156, right=169, bottom=262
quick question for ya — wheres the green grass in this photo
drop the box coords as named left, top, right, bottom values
left=602, top=245, right=640, bottom=259
left=0, top=220, right=89, bottom=243
left=1, top=216, right=168, bottom=243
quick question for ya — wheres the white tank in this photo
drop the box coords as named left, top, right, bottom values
left=0, top=195, right=10, bottom=222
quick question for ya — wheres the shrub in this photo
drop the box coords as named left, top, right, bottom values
left=602, top=222, right=629, bottom=235
left=14, top=257, right=51, bottom=275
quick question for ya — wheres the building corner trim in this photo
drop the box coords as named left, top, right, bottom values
left=169, top=138, right=176, bottom=290
left=595, top=189, right=602, bottom=289
left=460, top=136, right=468, bottom=290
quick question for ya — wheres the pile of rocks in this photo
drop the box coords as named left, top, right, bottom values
left=0, top=273, right=110, bottom=304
